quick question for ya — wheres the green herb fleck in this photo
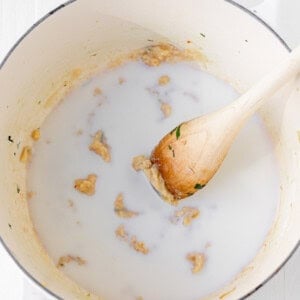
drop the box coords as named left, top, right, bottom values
left=175, top=125, right=181, bottom=139
left=37, top=100, right=41, bottom=105
left=170, top=124, right=182, bottom=140
left=13, top=152, right=16, bottom=156
left=8, top=223, right=12, bottom=229
left=17, top=185, right=20, bottom=194
left=8, top=136, right=14, bottom=143
left=168, top=145, right=175, bottom=157
left=200, top=33, right=206, bottom=38
left=194, top=183, right=206, bottom=190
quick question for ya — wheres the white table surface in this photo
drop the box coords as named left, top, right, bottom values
left=0, top=0, right=299, bottom=299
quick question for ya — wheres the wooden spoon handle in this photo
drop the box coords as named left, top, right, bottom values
left=233, top=45, right=300, bottom=119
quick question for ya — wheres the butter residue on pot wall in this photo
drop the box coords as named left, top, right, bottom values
left=108, top=43, right=208, bottom=69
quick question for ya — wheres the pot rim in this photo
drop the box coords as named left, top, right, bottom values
left=0, top=0, right=298, bottom=299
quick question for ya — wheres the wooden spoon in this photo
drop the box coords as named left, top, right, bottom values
left=151, top=46, right=300, bottom=200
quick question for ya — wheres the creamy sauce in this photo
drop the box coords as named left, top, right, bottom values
left=28, top=60, right=279, bottom=300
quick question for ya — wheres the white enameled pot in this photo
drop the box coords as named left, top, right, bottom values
left=0, top=0, right=299, bottom=299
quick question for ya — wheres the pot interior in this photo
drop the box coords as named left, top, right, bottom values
left=0, top=0, right=299, bottom=299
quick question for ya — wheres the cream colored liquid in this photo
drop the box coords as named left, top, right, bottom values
left=28, top=61, right=279, bottom=300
